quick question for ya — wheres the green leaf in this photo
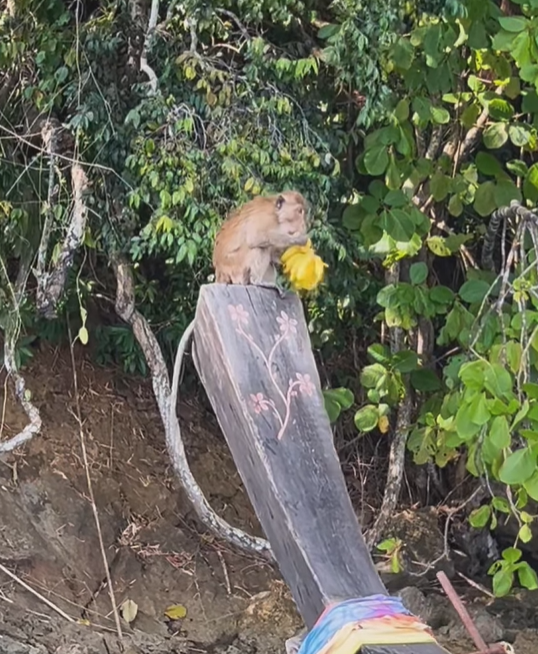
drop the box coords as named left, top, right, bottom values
left=448, top=194, right=463, bottom=217
left=473, top=181, right=497, bottom=217
left=459, top=280, right=490, bottom=303
left=475, top=152, right=502, bottom=177
left=498, top=16, right=528, bottom=32
left=323, top=388, right=355, bottom=422
left=394, top=99, right=410, bottom=123
left=468, top=392, right=491, bottom=425
left=523, top=470, right=538, bottom=501
left=494, top=179, right=522, bottom=207
left=460, top=360, right=487, bottom=390
left=392, top=350, right=419, bottom=373
left=509, top=124, right=531, bottom=147
left=430, top=285, right=455, bottom=305
left=410, top=369, right=442, bottom=392
left=485, top=364, right=513, bottom=398
left=354, top=405, right=380, bottom=433
left=518, top=524, right=533, bottom=544
left=426, top=236, right=452, bottom=257
left=361, top=363, right=387, bottom=388
left=518, top=563, right=538, bottom=590
left=499, top=448, right=536, bottom=485
left=364, top=145, right=389, bottom=176
left=455, top=402, right=482, bottom=440
left=492, top=569, right=513, bottom=597
left=503, top=547, right=522, bottom=564
left=317, top=24, right=340, bottom=39
left=367, top=344, right=391, bottom=364
left=489, top=416, right=511, bottom=449
left=461, top=103, right=481, bottom=129
left=483, top=123, right=509, bottom=149
left=523, top=382, right=538, bottom=399
left=522, top=90, right=538, bottom=113
left=342, top=205, right=364, bottom=230
left=469, top=505, right=491, bottom=528
left=385, top=155, right=401, bottom=190
left=488, top=98, right=514, bottom=122
left=327, top=388, right=354, bottom=410
left=410, top=262, right=428, bottom=285
left=430, top=172, right=450, bottom=201
left=381, top=209, right=415, bottom=241
left=523, top=163, right=538, bottom=203
left=506, top=160, right=528, bottom=177
left=324, top=395, right=342, bottom=423
left=492, top=496, right=510, bottom=513
left=391, top=38, right=415, bottom=70
left=430, top=106, right=450, bottom=124
left=384, top=190, right=408, bottom=207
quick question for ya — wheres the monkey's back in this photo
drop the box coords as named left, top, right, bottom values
left=212, top=198, right=277, bottom=284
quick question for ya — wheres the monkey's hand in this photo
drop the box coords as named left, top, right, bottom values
left=253, top=281, right=288, bottom=298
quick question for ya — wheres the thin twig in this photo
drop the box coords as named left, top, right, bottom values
left=66, top=322, right=123, bottom=641
left=0, top=563, right=76, bottom=623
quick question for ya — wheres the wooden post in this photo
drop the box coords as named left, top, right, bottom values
left=193, top=284, right=447, bottom=654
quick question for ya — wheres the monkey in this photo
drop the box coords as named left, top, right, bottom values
left=212, top=191, right=310, bottom=291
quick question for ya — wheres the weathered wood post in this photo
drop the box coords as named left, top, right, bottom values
left=192, top=284, right=447, bottom=654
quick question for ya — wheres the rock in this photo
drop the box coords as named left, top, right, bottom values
left=445, top=606, right=504, bottom=644
left=0, top=634, right=46, bottom=654
left=513, top=628, right=538, bottom=653
left=396, top=587, right=432, bottom=623
left=382, top=507, right=455, bottom=585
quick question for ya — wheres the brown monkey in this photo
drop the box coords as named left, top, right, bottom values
left=212, top=191, right=309, bottom=288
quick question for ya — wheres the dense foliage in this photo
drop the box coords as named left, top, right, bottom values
left=3, top=0, right=538, bottom=597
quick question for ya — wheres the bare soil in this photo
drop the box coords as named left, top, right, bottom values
left=0, top=343, right=536, bottom=654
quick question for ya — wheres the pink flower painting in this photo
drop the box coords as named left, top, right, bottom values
left=228, top=304, right=316, bottom=441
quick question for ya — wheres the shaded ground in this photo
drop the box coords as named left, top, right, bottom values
left=0, top=343, right=537, bottom=653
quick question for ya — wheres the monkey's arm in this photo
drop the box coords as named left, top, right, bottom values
left=247, top=228, right=308, bottom=250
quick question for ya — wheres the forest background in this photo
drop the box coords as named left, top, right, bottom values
left=3, top=0, right=538, bottom=600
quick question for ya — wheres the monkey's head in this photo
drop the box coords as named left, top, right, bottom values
left=274, top=191, right=308, bottom=233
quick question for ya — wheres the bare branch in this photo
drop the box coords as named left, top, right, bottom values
left=366, top=263, right=411, bottom=548
left=36, top=163, right=89, bottom=319
left=215, top=8, right=251, bottom=42
left=112, top=257, right=273, bottom=559
left=35, top=120, right=60, bottom=282
left=0, top=257, right=42, bottom=455
left=140, top=0, right=160, bottom=94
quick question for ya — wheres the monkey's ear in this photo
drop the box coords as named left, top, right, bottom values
left=275, top=195, right=285, bottom=210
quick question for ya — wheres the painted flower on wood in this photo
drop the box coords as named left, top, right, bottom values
left=229, top=304, right=316, bottom=441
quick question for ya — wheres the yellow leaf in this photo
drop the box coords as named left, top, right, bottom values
left=120, top=599, right=138, bottom=622
left=77, top=618, right=91, bottom=626
left=164, top=604, right=187, bottom=620
left=78, top=326, right=89, bottom=345
left=184, top=66, right=196, bottom=80
left=244, top=177, right=255, bottom=192
left=184, top=179, right=194, bottom=194
left=120, top=598, right=138, bottom=624
left=378, top=415, right=390, bottom=434
left=156, top=216, right=174, bottom=233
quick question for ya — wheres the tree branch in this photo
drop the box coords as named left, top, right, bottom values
left=0, top=257, right=42, bottom=455
left=366, top=263, right=411, bottom=548
left=140, top=0, right=160, bottom=94
left=36, top=162, right=89, bottom=319
left=112, top=257, right=273, bottom=559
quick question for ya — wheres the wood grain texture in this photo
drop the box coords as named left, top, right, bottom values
left=193, top=284, right=449, bottom=654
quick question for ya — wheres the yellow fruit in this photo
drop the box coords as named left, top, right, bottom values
left=281, top=239, right=314, bottom=264
left=281, top=241, right=328, bottom=291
